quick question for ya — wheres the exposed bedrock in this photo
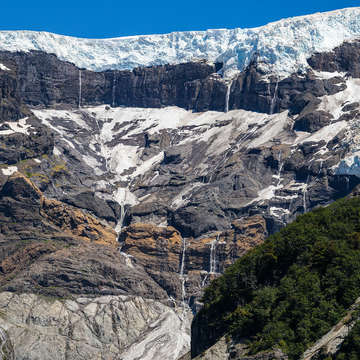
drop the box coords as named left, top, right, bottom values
left=0, top=120, right=54, bottom=165
left=0, top=172, right=168, bottom=301
left=119, top=217, right=266, bottom=305
left=308, top=40, right=360, bottom=77
left=0, top=291, right=190, bottom=360
left=2, top=40, right=360, bottom=116
left=0, top=51, right=224, bottom=111
left=0, top=66, right=26, bottom=122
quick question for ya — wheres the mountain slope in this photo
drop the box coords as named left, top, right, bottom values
left=0, top=7, right=360, bottom=360
left=0, top=7, right=359, bottom=76
left=191, top=195, right=360, bottom=359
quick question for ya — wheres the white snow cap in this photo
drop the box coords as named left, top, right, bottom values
left=0, top=7, right=360, bottom=77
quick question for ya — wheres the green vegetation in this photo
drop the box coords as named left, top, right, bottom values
left=333, top=321, right=360, bottom=360
left=24, top=172, right=49, bottom=182
left=197, top=197, right=360, bottom=359
left=50, top=161, right=67, bottom=176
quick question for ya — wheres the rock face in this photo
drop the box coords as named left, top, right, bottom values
left=0, top=172, right=116, bottom=246
left=0, top=173, right=170, bottom=301
left=0, top=51, right=224, bottom=111
left=187, top=335, right=288, bottom=360
left=119, top=217, right=267, bottom=303
left=0, top=64, right=25, bottom=123
left=0, top=292, right=190, bottom=360
left=0, top=46, right=351, bottom=116
left=308, top=40, right=360, bottom=77
left=0, top=327, right=14, bottom=360
left=229, top=59, right=346, bottom=115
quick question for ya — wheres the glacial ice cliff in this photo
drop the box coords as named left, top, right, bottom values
left=0, top=7, right=360, bottom=77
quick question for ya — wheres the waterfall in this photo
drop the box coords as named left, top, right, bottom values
left=270, top=80, right=279, bottom=115
left=116, top=204, right=126, bottom=233
left=209, top=234, right=219, bottom=274
left=318, top=160, right=323, bottom=175
left=112, top=73, right=116, bottom=107
left=78, top=69, right=82, bottom=108
left=303, top=174, right=310, bottom=213
left=224, top=81, right=232, bottom=113
left=118, top=237, right=134, bottom=268
left=120, top=252, right=134, bottom=268
left=118, top=204, right=126, bottom=233
left=303, top=188, right=307, bottom=213
left=114, top=188, right=129, bottom=233
left=276, top=150, right=283, bottom=187
left=201, top=273, right=209, bottom=288
left=288, top=198, right=294, bottom=219
left=179, top=238, right=187, bottom=308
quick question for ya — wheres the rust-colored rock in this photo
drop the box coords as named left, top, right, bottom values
left=119, top=216, right=267, bottom=302
left=0, top=172, right=166, bottom=300
left=0, top=172, right=117, bottom=246
left=120, top=223, right=183, bottom=272
left=41, top=197, right=116, bottom=246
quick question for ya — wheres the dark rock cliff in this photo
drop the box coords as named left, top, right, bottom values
left=308, top=40, right=360, bottom=77
left=0, top=65, right=26, bottom=122
left=1, top=40, right=359, bottom=117
left=0, top=51, right=223, bottom=111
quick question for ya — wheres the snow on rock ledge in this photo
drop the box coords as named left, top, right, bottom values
left=0, top=7, right=360, bottom=77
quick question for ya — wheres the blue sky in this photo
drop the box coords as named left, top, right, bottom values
left=1, top=0, right=359, bottom=38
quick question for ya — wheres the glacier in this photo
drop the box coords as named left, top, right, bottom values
left=0, top=7, right=360, bottom=77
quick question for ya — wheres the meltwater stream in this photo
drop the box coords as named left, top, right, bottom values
left=270, top=80, right=279, bottom=115
left=209, top=234, right=220, bottom=274
left=78, top=69, right=82, bottom=109
left=112, top=73, right=116, bottom=107
left=179, top=238, right=187, bottom=309
left=224, top=81, right=232, bottom=113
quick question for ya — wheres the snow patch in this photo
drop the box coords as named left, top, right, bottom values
left=1, top=166, right=18, bottom=176
left=297, top=121, right=348, bottom=144
left=0, top=63, right=10, bottom=71
left=247, top=112, right=289, bottom=148
left=53, top=147, right=62, bottom=156
left=0, top=117, right=31, bottom=136
left=312, top=70, right=346, bottom=79
left=317, top=78, right=360, bottom=119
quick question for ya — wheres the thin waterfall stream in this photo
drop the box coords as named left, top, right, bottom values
left=276, top=150, right=283, bottom=188
left=209, top=234, right=220, bottom=274
left=224, top=80, right=232, bottom=113
left=179, top=238, right=187, bottom=310
left=78, top=69, right=82, bottom=108
left=270, top=80, right=279, bottom=115
left=112, top=73, right=116, bottom=107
